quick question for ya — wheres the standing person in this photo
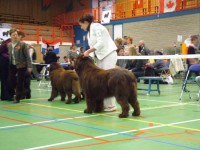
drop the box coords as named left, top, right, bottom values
left=67, top=44, right=80, bottom=67
left=28, top=44, right=40, bottom=81
left=78, top=14, right=117, bottom=112
left=0, top=38, right=12, bottom=100
left=124, top=36, right=134, bottom=55
left=43, top=46, right=57, bottom=64
left=7, top=28, right=32, bottom=103
left=17, top=31, right=39, bottom=99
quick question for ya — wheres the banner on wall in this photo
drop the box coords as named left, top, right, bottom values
left=0, top=28, right=11, bottom=41
left=159, top=0, right=181, bottom=13
left=101, top=9, right=112, bottom=24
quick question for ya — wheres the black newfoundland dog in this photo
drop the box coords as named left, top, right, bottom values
left=74, top=55, right=140, bottom=118
left=48, top=62, right=81, bottom=104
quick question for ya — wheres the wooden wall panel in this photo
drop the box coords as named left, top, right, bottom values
left=0, top=0, right=92, bottom=25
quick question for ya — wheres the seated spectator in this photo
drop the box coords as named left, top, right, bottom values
left=63, top=56, right=68, bottom=63
left=125, top=46, right=138, bottom=70
left=116, top=46, right=127, bottom=68
left=114, top=37, right=123, bottom=49
left=79, top=46, right=85, bottom=54
left=183, top=35, right=199, bottom=92
left=122, top=36, right=128, bottom=46
left=144, top=51, right=168, bottom=77
left=125, top=46, right=145, bottom=81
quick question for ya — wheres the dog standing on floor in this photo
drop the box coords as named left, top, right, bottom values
left=74, top=55, right=140, bottom=118
left=48, top=62, right=81, bottom=104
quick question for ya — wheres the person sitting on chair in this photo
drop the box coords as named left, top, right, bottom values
left=183, top=35, right=199, bottom=92
left=145, top=51, right=168, bottom=77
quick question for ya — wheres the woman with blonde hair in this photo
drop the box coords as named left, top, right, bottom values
left=125, top=46, right=137, bottom=70
left=124, top=36, right=134, bottom=55
left=114, top=37, right=123, bottom=49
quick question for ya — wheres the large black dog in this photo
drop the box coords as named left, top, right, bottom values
left=74, top=55, right=140, bottom=118
left=48, top=62, right=81, bottom=104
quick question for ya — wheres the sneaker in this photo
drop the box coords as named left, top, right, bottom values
left=104, top=106, right=117, bottom=112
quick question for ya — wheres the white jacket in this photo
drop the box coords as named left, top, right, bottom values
left=87, top=23, right=117, bottom=60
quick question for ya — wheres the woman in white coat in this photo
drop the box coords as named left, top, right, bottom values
left=78, top=14, right=117, bottom=112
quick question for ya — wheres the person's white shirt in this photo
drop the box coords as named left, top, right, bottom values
left=87, top=22, right=117, bottom=60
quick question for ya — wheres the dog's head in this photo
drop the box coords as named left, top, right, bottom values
left=74, top=54, right=94, bottom=73
left=49, top=62, right=62, bottom=72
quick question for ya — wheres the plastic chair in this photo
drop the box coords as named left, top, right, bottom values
left=195, top=76, right=200, bottom=101
left=179, top=64, right=200, bottom=100
left=38, top=64, right=51, bottom=87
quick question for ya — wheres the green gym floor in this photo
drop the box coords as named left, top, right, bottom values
left=0, top=79, right=200, bottom=150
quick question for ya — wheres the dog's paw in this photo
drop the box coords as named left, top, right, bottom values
left=132, top=111, right=140, bottom=116
left=48, top=99, right=53, bottom=101
left=84, top=109, right=92, bottom=114
left=94, top=108, right=103, bottom=113
left=72, top=97, right=80, bottom=103
left=119, top=113, right=129, bottom=118
left=65, top=100, right=72, bottom=104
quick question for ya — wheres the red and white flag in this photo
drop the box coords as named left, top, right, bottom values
left=159, top=0, right=181, bottom=13
left=135, top=0, right=143, bottom=8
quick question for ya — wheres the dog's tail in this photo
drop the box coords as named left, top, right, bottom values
left=66, top=71, right=81, bottom=102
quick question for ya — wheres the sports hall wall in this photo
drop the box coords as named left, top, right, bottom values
left=0, top=0, right=92, bottom=25
left=75, top=8, right=199, bottom=54
left=108, top=8, right=200, bottom=52
left=75, top=8, right=200, bottom=53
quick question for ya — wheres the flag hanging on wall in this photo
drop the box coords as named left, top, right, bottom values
left=52, top=42, right=59, bottom=54
left=41, top=41, right=47, bottom=54
left=135, top=0, right=143, bottom=9
left=159, top=0, right=181, bottom=13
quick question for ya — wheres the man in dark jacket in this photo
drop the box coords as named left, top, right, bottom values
left=43, top=47, right=57, bottom=64
left=0, top=38, right=12, bottom=100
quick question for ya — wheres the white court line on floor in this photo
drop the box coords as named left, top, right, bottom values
left=0, top=115, right=99, bottom=130
left=24, top=118, right=200, bottom=150
left=139, top=98, right=199, bottom=106
left=0, top=102, right=195, bottom=130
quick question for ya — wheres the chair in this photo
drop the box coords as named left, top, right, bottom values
left=179, top=64, right=200, bottom=100
left=38, top=64, right=51, bottom=87
left=195, top=76, right=200, bottom=101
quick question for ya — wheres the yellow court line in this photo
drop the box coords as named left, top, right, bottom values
left=27, top=103, right=83, bottom=113
left=100, top=114, right=200, bottom=132
left=26, top=103, right=200, bottom=132
left=26, top=100, right=186, bottom=112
